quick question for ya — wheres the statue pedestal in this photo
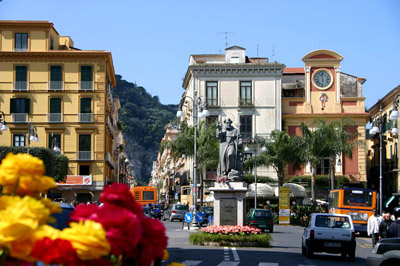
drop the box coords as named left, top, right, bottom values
left=209, top=182, right=248, bottom=226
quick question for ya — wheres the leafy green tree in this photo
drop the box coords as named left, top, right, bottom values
left=243, top=130, right=299, bottom=187
left=297, top=118, right=361, bottom=205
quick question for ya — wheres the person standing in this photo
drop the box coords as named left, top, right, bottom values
left=387, top=207, right=400, bottom=238
left=379, top=212, right=393, bottom=239
left=367, top=209, right=381, bottom=247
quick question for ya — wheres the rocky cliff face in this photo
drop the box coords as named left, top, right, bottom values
left=114, top=75, right=177, bottom=184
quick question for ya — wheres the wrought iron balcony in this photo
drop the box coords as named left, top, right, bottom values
left=78, top=113, right=93, bottom=123
left=47, top=113, right=63, bottom=123
left=11, top=113, right=28, bottom=123
left=76, top=151, right=93, bottom=161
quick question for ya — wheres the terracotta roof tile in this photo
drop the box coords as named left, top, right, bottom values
left=284, top=67, right=304, bottom=74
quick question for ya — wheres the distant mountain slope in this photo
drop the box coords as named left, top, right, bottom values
left=113, top=75, right=178, bottom=183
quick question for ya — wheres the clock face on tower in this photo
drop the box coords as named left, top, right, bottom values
left=312, top=69, right=333, bottom=90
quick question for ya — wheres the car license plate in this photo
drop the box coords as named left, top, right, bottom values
left=324, top=242, right=341, bottom=247
left=258, top=225, right=267, bottom=228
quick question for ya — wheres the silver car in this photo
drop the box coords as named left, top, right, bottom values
left=162, top=204, right=188, bottom=222
left=366, top=237, right=400, bottom=266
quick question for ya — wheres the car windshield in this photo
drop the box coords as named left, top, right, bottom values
left=152, top=204, right=160, bottom=209
left=254, top=210, right=271, bottom=218
left=175, top=205, right=188, bottom=210
left=315, top=215, right=351, bottom=228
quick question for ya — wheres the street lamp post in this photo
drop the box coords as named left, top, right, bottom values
left=176, top=90, right=209, bottom=227
left=0, top=111, right=8, bottom=131
left=51, top=134, right=61, bottom=153
left=244, top=135, right=267, bottom=209
left=27, top=122, right=39, bottom=154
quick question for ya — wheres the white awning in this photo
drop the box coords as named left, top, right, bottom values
left=274, top=183, right=306, bottom=197
left=246, top=183, right=274, bottom=197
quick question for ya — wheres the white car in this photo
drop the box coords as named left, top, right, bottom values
left=301, top=213, right=356, bottom=261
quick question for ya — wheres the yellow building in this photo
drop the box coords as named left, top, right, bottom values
left=367, top=86, right=400, bottom=199
left=282, top=50, right=369, bottom=186
left=0, top=21, right=120, bottom=202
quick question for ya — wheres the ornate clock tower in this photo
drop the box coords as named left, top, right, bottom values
left=302, top=50, right=343, bottom=113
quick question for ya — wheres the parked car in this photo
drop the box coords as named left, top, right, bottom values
left=301, top=213, right=356, bottom=261
left=162, top=204, right=188, bottom=222
left=245, top=209, right=274, bottom=232
left=199, top=206, right=214, bottom=226
left=49, top=202, right=74, bottom=230
left=366, top=237, right=400, bottom=266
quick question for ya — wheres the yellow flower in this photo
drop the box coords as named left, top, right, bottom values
left=40, top=198, right=62, bottom=214
left=0, top=195, right=21, bottom=210
left=162, top=249, right=169, bottom=260
left=8, top=225, right=60, bottom=262
left=59, top=220, right=110, bottom=260
left=0, top=153, right=56, bottom=196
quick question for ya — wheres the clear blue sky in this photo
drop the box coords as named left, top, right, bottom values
left=1, top=0, right=399, bottom=108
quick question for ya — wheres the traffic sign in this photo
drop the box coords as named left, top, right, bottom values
left=195, top=212, right=205, bottom=223
left=184, top=212, right=193, bottom=223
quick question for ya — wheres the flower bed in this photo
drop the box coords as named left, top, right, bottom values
left=0, top=153, right=169, bottom=266
left=189, top=225, right=272, bottom=247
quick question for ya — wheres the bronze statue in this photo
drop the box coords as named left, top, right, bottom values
left=216, top=118, right=243, bottom=181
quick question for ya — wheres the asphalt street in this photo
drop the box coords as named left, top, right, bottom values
left=162, top=220, right=374, bottom=266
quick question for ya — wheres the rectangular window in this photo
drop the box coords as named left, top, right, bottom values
left=206, top=81, right=218, bottom=107
left=50, top=98, right=61, bottom=113
left=13, top=134, right=25, bottom=147
left=48, top=134, right=61, bottom=151
left=10, top=98, right=30, bottom=114
left=15, top=66, right=27, bottom=90
left=243, top=153, right=252, bottom=173
left=80, top=65, right=93, bottom=90
left=80, top=98, right=92, bottom=113
left=79, top=134, right=91, bottom=151
left=50, top=65, right=62, bottom=90
left=317, top=158, right=330, bottom=175
left=206, top=115, right=218, bottom=125
left=240, top=115, right=252, bottom=140
left=50, top=36, right=54, bottom=50
left=15, top=33, right=28, bottom=51
left=240, top=81, right=252, bottom=105
left=79, top=165, right=91, bottom=175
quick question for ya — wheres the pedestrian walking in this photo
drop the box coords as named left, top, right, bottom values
left=379, top=212, right=393, bottom=239
left=387, top=207, right=400, bottom=238
left=367, top=208, right=381, bottom=247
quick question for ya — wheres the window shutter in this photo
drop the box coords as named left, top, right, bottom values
left=81, top=66, right=92, bottom=82
left=10, top=98, right=16, bottom=113
left=50, top=98, right=61, bottom=113
left=16, top=66, right=27, bottom=81
left=50, top=66, right=62, bottom=81
left=80, top=98, right=92, bottom=113
left=25, top=98, right=30, bottom=114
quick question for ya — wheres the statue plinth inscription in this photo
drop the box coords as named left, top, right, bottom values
left=220, top=198, right=237, bottom=225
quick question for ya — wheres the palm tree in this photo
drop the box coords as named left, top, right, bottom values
left=244, top=130, right=298, bottom=187
left=298, top=118, right=361, bottom=205
left=164, top=120, right=219, bottom=205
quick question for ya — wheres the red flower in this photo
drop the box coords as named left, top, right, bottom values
left=69, top=203, right=100, bottom=222
left=91, top=204, right=142, bottom=257
left=100, top=183, right=143, bottom=216
left=139, top=217, right=168, bottom=260
left=31, top=237, right=78, bottom=265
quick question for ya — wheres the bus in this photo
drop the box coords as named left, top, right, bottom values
left=131, top=186, right=157, bottom=206
left=328, top=188, right=376, bottom=233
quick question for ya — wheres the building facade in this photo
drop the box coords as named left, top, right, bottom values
left=367, top=86, right=400, bottom=199
left=282, top=50, right=369, bottom=186
left=0, top=21, right=121, bottom=202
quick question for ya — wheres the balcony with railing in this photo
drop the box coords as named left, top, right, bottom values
left=47, top=113, right=63, bottom=123
left=12, top=113, right=28, bottom=123
left=13, top=81, right=29, bottom=91
left=238, top=98, right=254, bottom=107
left=48, top=81, right=64, bottom=91
left=78, top=113, right=93, bottom=123
left=105, top=152, right=115, bottom=169
left=76, top=151, right=93, bottom=161
left=13, top=48, right=28, bottom=52
left=79, top=81, right=94, bottom=91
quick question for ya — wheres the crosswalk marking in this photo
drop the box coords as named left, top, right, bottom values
left=181, top=260, right=202, bottom=266
left=224, top=247, right=230, bottom=260
left=231, top=247, right=240, bottom=261
left=216, top=262, right=240, bottom=266
left=258, top=263, right=279, bottom=266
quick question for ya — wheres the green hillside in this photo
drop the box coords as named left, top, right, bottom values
left=113, top=75, right=178, bottom=182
